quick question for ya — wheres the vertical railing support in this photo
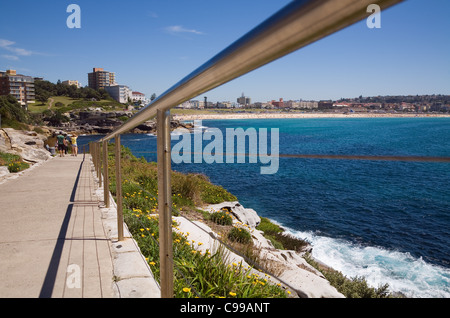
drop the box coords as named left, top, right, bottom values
left=97, top=143, right=102, bottom=188
left=103, top=140, right=109, bottom=208
left=97, top=143, right=101, bottom=180
left=89, top=142, right=93, bottom=164
left=157, top=109, right=173, bottom=298
left=115, top=134, right=124, bottom=241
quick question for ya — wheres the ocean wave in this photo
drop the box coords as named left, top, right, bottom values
left=282, top=226, right=450, bottom=298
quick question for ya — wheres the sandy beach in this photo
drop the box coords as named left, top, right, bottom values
left=173, top=112, right=450, bottom=121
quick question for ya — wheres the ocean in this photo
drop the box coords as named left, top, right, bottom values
left=78, top=117, right=450, bottom=298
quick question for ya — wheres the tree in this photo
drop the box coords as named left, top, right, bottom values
left=0, top=95, right=30, bottom=125
left=36, top=90, right=51, bottom=104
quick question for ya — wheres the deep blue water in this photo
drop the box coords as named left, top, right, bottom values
left=79, top=117, right=450, bottom=297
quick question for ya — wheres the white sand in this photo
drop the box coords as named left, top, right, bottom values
left=173, top=112, right=450, bottom=121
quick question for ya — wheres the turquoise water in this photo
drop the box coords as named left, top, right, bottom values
left=79, top=117, right=450, bottom=297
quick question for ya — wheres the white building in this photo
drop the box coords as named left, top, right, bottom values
left=105, top=84, right=132, bottom=103
left=132, top=91, right=146, bottom=103
left=190, top=100, right=205, bottom=109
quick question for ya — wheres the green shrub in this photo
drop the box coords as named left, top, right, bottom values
left=8, top=161, right=29, bottom=173
left=256, top=217, right=309, bottom=252
left=256, top=217, right=283, bottom=235
left=303, top=253, right=393, bottom=298
left=0, top=152, right=29, bottom=173
left=210, top=210, right=233, bottom=226
left=228, top=226, right=252, bottom=244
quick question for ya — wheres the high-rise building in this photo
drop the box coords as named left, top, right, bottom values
left=237, top=92, right=251, bottom=106
left=0, top=70, right=35, bottom=107
left=88, top=67, right=115, bottom=90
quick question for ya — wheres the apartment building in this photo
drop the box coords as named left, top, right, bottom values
left=62, top=80, right=81, bottom=88
left=87, top=67, right=115, bottom=90
left=0, top=69, right=35, bottom=107
left=105, top=84, right=132, bottom=103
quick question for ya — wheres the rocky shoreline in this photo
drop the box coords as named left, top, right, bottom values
left=178, top=201, right=345, bottom=298
left=53, top=110, right=192, bottom=135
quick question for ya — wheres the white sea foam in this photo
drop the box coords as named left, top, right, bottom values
left=283, top=227, right=450, bottom=298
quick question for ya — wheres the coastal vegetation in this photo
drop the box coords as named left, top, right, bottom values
left=0, top=151, right=29, bottom=173
left=107, top=144, right=288, bottom=298
left=106, top=143, right=397, bottom=298
left=0, top=95, right=31, bottom=130
left=304, top=253, right=393, bottom=298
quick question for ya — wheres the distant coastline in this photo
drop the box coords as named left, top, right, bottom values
left=173, top=112, right=450, bottom=121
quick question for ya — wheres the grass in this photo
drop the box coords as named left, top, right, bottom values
left=0, top=151, right=30, bottom=173
left=256, top=217, right=310, bottom=252
left=28, top=96, right=124, bottom=114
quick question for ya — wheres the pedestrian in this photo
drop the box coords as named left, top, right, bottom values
left=57, top=132, right=65, bottom=157
left=71, top=134, right=78, bottom=157
left=45, top=133, right=57, bottom=156
left=63, top=134, right=69, bottom=155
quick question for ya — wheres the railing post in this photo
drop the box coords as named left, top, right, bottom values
left=115, top=134, right=124, bottom=241
left=89, top=142, right=92, bottom=163
left=103, top=140, right=110, bottom=208
left=97, top=143, right=102, bottom=188
left=157, top=109, right=173, bottom=298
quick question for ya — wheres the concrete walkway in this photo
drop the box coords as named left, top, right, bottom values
left=0, top=153, right=160, bottom=298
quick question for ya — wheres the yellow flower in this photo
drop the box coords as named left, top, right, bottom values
left=149, top=261, right=156, bottom=266
left=183, top=287, right=191, bottom=293
left=229, top=292, right=236, bottom=297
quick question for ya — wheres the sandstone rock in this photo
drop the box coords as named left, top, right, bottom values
left=0, top=166, right=9, bottom=178
left=1, top=128, right=52, bottom=163
left=201, top=201, right=261, bottom=228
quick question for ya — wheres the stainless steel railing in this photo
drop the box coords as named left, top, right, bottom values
left=90, top=0, right=404, bottom=298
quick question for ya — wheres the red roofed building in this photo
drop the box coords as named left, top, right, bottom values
left=132, top=91, right=146, bottom=103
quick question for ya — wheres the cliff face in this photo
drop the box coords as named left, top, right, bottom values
left=0, top=128, right=52, bottom=164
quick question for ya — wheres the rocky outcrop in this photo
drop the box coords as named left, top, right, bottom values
left=52, top=109, right=191, bottom=135
left=0, top=128, right=52, bottom=163
left=203, top=201, right=261, bottom=228
left=194, top=201, right=345, bottom=298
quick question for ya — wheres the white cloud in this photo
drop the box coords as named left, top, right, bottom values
left=0, top=38, right=34, bottom=59
left=1, top=54, right=19, bottom=61
left=165, top=25, right=204, bottom=35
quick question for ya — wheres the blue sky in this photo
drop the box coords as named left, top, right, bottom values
left=0, top=0, right=449, bottom=102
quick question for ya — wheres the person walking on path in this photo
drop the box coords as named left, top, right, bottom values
left=57, top=132, right=65, bottom=157
left=63, top=134, right=69, bottom=155
left=71, top=134, right=78, bottom=157
left=45, top=133, right=57, bottom=156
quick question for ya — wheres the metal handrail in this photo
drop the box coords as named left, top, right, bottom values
left=98, top=0, right=403, bottom=142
